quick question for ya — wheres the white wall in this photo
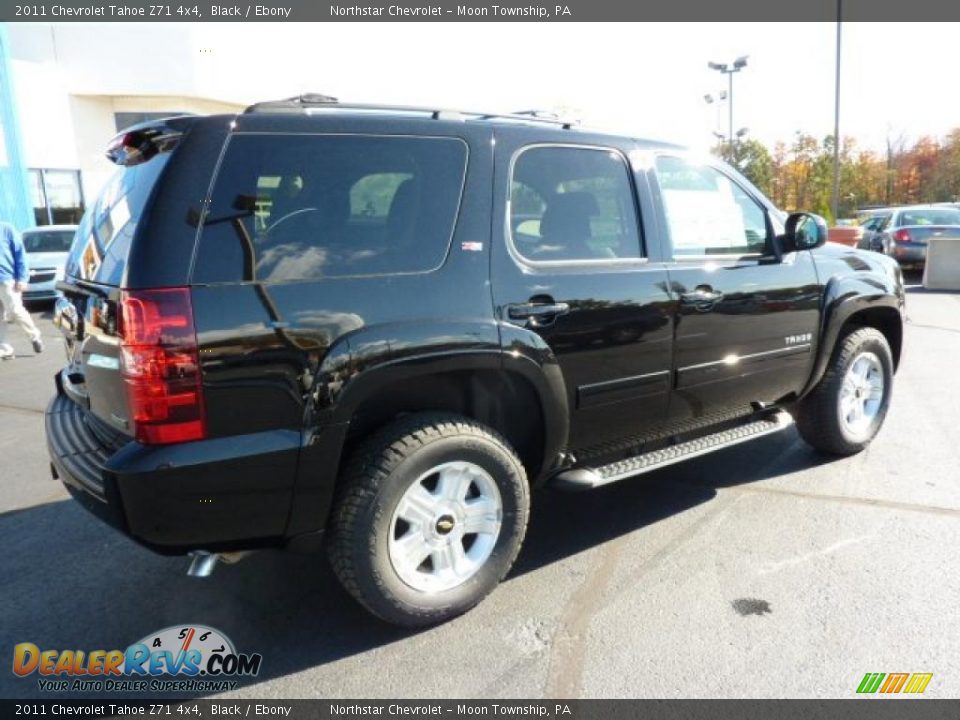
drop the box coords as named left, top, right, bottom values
left=6, top=24, right=244, bottom=204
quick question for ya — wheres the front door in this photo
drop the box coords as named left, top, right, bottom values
left=491, top=133, right=674, bottom=454
left=650, top=154, right=821, bottom=427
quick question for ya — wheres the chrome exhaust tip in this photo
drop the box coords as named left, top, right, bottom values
left=186, top=551, right=219, bottom=577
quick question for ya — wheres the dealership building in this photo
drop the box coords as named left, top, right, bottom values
left=0, top=23, right=246, bottom=231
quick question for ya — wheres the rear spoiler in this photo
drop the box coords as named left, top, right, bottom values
left=105, top=115, right=197, bottom=167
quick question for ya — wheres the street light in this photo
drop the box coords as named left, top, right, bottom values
left=708, top=56, right=749, bottom=161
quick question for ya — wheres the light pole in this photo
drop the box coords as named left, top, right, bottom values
left=708, top=56, right=748, bottom=162
left=831, top=1, right=843, bottom=221
left=704, top=91, right=727, bottom=146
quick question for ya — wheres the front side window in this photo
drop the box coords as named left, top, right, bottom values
left=655, top=156, right=769, bottom=258
left=509, top=146, right=642, bottom=262
left=194, top=134, right=468, bottom=282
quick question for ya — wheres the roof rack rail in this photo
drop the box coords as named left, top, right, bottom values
left=512, top=109, right=559, bottom=119
left=477, top=108, right=577, bottom=128
left=243, top=94, right=579, bottom=128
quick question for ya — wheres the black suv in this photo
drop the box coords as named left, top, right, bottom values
left=47, top=96, right=905, bottom=626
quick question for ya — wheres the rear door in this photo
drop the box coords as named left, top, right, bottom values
left=491, top=130, right=674, bottom=454
left=650, top=154, right=821, bottom=426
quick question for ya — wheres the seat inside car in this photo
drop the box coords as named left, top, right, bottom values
left=538, top=191, right=608, bottom=260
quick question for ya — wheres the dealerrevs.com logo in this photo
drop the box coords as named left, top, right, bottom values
left=12, top=625, right=263, bottom=693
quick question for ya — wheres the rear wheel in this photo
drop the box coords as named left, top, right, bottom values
left=795, top=327, right=893, bottom=456
left=327, top=413, right=529, bottom=627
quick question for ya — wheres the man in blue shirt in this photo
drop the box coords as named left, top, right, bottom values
left=0, top=221, right=43, bottom=359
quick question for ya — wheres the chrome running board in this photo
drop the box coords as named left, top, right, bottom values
left=552, top=410, right=794, bottom=491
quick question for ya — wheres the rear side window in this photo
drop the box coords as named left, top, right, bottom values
left=509, top=146, right=642, bottom=262
left=193, top=134, right=468, bottom=283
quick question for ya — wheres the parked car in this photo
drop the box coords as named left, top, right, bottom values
left=859, top=205, right=960, bottom=268
left=855, top=208, right=894, bottom=251
left=46, top=98, right=905, bottom=627
left=20, top=225, right=77, bottom=302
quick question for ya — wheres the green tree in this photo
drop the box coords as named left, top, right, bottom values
left=730, top=139, right=774, bottom=196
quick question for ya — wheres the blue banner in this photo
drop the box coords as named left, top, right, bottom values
left=0, top=22, right=33, bottom=230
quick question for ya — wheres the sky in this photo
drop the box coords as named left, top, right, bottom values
left=180, top=21, right=960, bottom=153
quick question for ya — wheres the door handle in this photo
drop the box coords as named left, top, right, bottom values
left=507, top=300, right=570, bottom=327
left=680, top=286, right=724, bottom=310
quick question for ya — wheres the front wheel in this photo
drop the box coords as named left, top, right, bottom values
left=795, top=327, right=894, bottom=456
left=327, top=413, right=529, bottom=627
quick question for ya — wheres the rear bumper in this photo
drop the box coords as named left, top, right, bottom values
left=892, top=244, right=926, bottom=265
left=45, top=379, right=307, bottom=554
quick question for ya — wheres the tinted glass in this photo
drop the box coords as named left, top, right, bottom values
left=23, top=230, right=75, bottom=253
left=897, top=208, right=960, bottom=226
left=861, top=215, right=888, bottom=231
left=656, top=156, right=768, bottom=257
left=509, top=146, right=642, bottom=262
left=65, top=156, right=170, bottom=286
left=193, top=134, right=468, bottom=283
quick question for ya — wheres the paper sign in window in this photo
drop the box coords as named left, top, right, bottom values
left=662, top=187, right=747, bottom=254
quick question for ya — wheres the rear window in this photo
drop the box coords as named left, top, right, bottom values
left=65, top=156, right=170, bottom=286
left=897, top=208, right=960, bottom=226
left=193, top=134, right=468, bottom=283
left=23, top=230, right=75, bottom=253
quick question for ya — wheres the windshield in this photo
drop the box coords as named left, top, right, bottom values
left=23, top=230, right=75, bottom=253
left=898, top=208, right=960, bottom=226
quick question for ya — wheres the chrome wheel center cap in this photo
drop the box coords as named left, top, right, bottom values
left=435, top=514, right=456, bottom=536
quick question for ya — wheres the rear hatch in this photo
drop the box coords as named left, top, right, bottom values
left=54, top=119, right=197, bottom=442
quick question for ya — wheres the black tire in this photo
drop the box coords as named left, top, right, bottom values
left=327, top=413, right=529, bottom=627
left=795, top=326, right=894, bottom=456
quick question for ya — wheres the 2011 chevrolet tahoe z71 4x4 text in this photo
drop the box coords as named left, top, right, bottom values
left=46, top=96, right=905, bottom=626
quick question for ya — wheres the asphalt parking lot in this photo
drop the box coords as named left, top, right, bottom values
left=2, top=275, right=959, bottom=700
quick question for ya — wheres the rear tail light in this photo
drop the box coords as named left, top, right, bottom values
left=893, top=229, right=912, bottom=243
left=119, top=288, right=206, bottom=444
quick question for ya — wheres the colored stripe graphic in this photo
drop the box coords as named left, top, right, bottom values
left=857, top=672, right=933, bottom=694
left=880, top=673, right=909, bottom=693
left=857, top=673, right=885, bottom=693
left=903, top=673, right=933, bottom=694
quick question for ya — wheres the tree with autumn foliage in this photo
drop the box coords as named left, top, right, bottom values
left=714, top=129, right=960, bottom=223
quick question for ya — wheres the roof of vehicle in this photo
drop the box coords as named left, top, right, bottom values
left=236, top=94, right=686, bottom=152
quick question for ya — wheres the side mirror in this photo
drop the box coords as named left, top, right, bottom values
left=783, top=212, right=828, bottom=252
